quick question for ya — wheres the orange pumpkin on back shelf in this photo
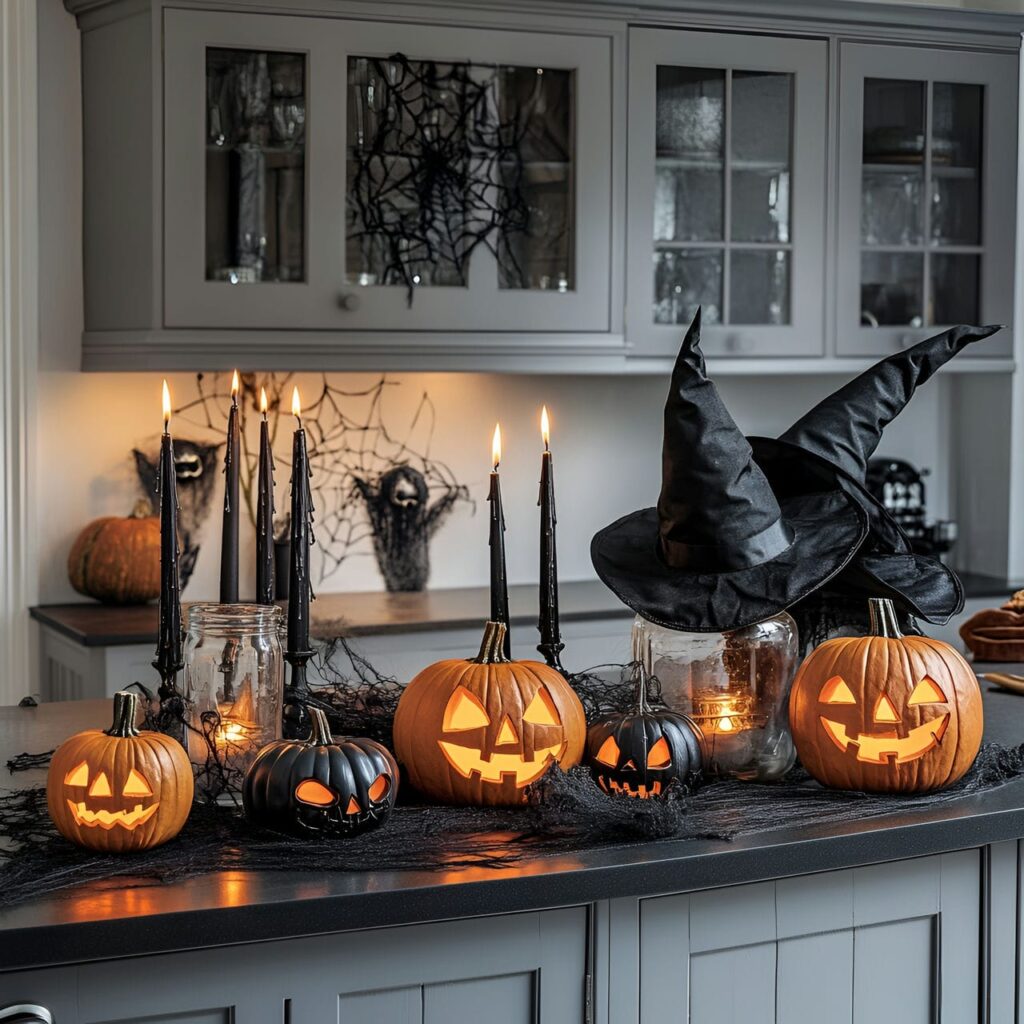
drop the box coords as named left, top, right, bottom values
left=789, top=598, right=983, bottom=793
left=68, top=500, right=161, bottom=605
left=47, top=690, right=194, bottom=852
left=960, top=591, right=1024, bottom=663
left=393, top=621, right=586, bottom=805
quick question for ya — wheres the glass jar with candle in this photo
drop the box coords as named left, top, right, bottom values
left=636, top=612, right=798, bottom=782
left=184, top=603, right=284, bottom=803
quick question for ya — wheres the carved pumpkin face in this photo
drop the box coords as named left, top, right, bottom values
left=789, top=599, right=983, bottom=793
left=587, top=708, right=703, bottom=799
left=47, top=691, right=194, bottom=852
left=243, top=708, right=398, bottom=838
left=394, top=622, right=587, bottom=805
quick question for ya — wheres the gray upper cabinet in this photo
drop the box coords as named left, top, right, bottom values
left=626, top=29, right=828, bottom=358
left=836, top=42, right=1017, bottom=358
left=163, top=9, right=615, bottom=336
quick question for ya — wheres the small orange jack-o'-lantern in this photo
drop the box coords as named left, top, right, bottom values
left=789, top=598, right=983, bottom=793
left=393, top=621, right=587, bottom=805
left=47, top=691, right=194, bottom=851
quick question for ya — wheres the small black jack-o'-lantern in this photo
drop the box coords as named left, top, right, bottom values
left=243, top=708, right=399, bottom=837
left=586, top=652, right=703, bottom=799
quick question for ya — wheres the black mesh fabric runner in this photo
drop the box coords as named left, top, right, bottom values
left=1, top=744, right=1022, bottom=912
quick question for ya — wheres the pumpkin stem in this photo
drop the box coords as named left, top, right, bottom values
left=631, top=626, right=653, bottom=713
left=474, top=621, right=510, bottom=664
left=106, top=691, right=141, bottom=738
left=131, top=498, right=154, bottom=518
left=307, top=707, right=334, bottom=746
left=868, top=597, right=903, bottom=639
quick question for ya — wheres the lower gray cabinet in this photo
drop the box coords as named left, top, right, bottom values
left=0, top=908, right=587, bottom=1024
left=634, top=851, right=981, bottom=1024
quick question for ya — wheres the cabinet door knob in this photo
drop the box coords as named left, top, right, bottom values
left=0, top=1005, right=53, bottom=1024
left=338, top=293, right=362, bottom=312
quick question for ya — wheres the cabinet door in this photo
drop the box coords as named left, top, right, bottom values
left=837, top=43, right=1016, bottom=357
left=164, top=9, right=613, bottom=334
left=637, top=851, right=980, bottom=1024
left=626, top=30, right=827, bottom=358
left=288, top=907, right=587, bottom=1023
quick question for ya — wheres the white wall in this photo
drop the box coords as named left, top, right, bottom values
left=35, top=0, right=957, bottom=607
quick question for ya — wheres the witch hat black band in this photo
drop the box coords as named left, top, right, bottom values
left=592, top=309, right=867, bottom=633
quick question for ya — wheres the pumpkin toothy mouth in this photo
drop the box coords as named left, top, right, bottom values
left=66, top=799, right=159, bottom=830
left=819, top=714, right=950, bottom=765
left=437, top=741, right=565, bottom=786
left=595, top=776, right=663, bottom=798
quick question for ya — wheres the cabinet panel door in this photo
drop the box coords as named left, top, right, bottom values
left=290, top=908, right=587, bottom=1023
left=836, top=43, right=1016, bottom=357
left=164, top=9, right=613, bottom=334
left=626, top=29, right=827, bottom=358
left=637, top=850, right=980, bottom=1024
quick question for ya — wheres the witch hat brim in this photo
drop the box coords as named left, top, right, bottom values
left=748, top=323, right=1003, bottom=624
left=592, top=310, right=867, bottom=633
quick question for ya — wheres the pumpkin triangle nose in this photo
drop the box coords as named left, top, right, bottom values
left=496, top=716, right=519, bottom=746
left=346, top=796, right=361, bottom=815
left=874, top=694, right=900, bottom=723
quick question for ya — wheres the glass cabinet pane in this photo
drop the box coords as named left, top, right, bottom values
left=345, top=56, right=576, bottom=295
left=857, top=77, right=983, bottom=329
left=205, top=48, right=306, bottom=284
left=731, top=71, right=791, bottom=244
left=650, top=65, right=793, bottom=328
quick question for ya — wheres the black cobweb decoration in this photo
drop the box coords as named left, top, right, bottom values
left=346, top=53, right=545, bottom=304
left=174, top=373, right=472, bottom=589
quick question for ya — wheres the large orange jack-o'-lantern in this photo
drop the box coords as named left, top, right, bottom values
left=393, top=621, right=586, bottom=805
left=789, top=598, right=983, bottom=793
left=47, top=691, right=194, bottom=851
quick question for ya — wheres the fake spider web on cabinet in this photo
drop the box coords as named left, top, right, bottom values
left=174, top=373, right=472, bottom=589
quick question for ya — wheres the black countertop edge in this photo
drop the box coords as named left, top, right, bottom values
left=3, top=787, right=1023, bottom=974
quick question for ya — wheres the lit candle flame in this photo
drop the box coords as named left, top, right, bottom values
left=541, top=405, right=550, bottom=450
left=161, top=379, right=171, bottom=426
left=231, top=369, right=240, bottom=399
left=260, top=386, right=268, bottom=415
left=292, top=386, right=302, bottom=420
left=492, top=423, right=501, bottom=471
left=718, top=716, right=735, bottom=733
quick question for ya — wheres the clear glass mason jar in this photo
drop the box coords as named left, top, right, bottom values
left=636, top=612, right=799, bottom=782
left=184, top=603, right=284, bottom=803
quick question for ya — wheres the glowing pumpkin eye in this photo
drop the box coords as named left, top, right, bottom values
left=295, top=779, right=336, bottom=806
left=443, top=687, right=491, bottom=731
left=909, top=676, right=947, bottom=705
left=88, top=772, right=112, bottom=798
left=594, top=736, right=620, bottom=767
left=64, top=761, right=89, bottom=787
left=122, top=768, right=152, bottom=798
left=367, top=773, right=390, bottom=802
left=523, top=688, right=560, bottom=726
left=647, top=736, right=672, bottom=769
left=820, top=676, right=857, bottom=705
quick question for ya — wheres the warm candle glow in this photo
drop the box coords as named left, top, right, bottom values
left=292, top=386, right=302, bottom=419
left=718, top=716, right=735, bottom=733
left=161, top=380, right=171, bottom=426
left=260, top=386, right=268, bottom=415
left=231, top=369, right=240, bottom=399
left=541, top=405, right=550, bottom=450
left=492, top=423, right=502, bottom=470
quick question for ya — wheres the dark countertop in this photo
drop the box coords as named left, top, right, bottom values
left=3, top=674, right=1024, bottom=973
left=29, top=580, right=632, bottom=647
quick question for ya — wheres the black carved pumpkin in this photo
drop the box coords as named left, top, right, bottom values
left=243, top=708, right=399, bottom=837
left=586, top=660, right=703, bottom=799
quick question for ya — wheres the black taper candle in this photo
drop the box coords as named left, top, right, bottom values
left=537, top=407, right=565, bottom=672
left=219, top=370, right=240, bottom=604
left=153, top=381, right=183, bottom=703
left=488, top=424, right=511, bottom=659
left=283, top=387, right=315, bottom=737
left=256, top=387, right=275, bottom=606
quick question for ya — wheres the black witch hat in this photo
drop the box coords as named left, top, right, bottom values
left=591, top=310, right=867, bottom=633
left=750, top=323, right=1003, bottom=623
